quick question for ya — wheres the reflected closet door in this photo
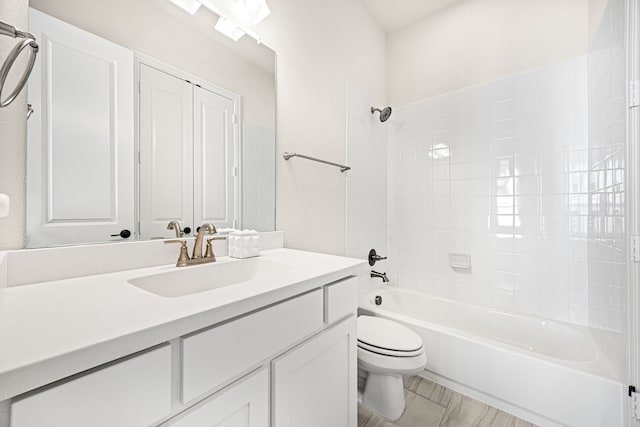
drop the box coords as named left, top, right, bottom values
left=138, top=64, right=194, bottom=239
left=26, top=9, right=135, bottom=247
left=193, top=86, right=237, bottom=230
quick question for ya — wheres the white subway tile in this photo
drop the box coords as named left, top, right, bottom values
left=384, top=53, right=624, bottom=331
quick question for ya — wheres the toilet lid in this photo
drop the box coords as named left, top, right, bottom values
left=357, top=316, right=423, bottom=354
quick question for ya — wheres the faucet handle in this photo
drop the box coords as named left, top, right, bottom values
left=204, top=237, right=226, bottom=261
left=164, top=239, right=186, bottom=245
left=165, top=239, right=190, bottom=267
left=368, top=249, right=387, bottom=266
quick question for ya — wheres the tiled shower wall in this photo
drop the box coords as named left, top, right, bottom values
left=387, top=57, right=593, bottom=326
left=587, top=0, right=627, bottom=334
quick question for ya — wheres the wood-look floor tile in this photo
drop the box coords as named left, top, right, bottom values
left=439, top=393, right=492, bottom=427
left=414, top=378, right=457, bottom=407
left=362, top=413, right=395, bottom=427
left=358, top=404, right=373, bottom=427
left=475, top=406, right=519, bottom=427
left=514, top=418, right=538, bottom=427
left=404, top=388, right=417, bottom=407
left=362, top=377, right=538, bottom=427
left=395, top=393, right=446, bottom=427
left=403, top=376, right=421, bottom=392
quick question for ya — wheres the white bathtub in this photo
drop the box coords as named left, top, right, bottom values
left=359, top=288, right=624, bottom=427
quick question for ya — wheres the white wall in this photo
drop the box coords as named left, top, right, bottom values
left=0, top=0, right=28, bottom=250
left=589, top=0, right=610, bottom=43
left=257, top=0, right=387, bottom=255
left=345, top=80, right=387, bottom=257
left=387, top=0, right=589, bottom=105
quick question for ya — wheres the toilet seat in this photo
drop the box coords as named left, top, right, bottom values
left=357, top=340, right=424, bottom=358
left=357, top=315, right=423, bottom=357
left=358, top=345, right=427, bottom=376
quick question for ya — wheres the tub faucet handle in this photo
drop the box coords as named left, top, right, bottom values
left=368, top=248, right=387, bottom=266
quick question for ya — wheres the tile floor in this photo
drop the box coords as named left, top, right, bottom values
left=358, top=377, right=538, bottom=427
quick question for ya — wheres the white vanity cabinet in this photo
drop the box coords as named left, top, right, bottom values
left=181, top=289, right=324, bottom=403
left=10, top=346, right=172, bottom=427
left=165, top=368, right=269, bottom=427
left=6, top=276, right=358, bottom=427
left=272, top=317, right=357, bottom=427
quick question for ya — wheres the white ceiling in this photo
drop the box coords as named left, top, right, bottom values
left=361, top=0, right=465, bottom=33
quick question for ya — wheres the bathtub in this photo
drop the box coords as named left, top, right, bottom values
left=359, top=288, right=624, bottom=427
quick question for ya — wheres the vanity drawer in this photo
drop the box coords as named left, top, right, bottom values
left=181, top=289, right=324, bottom=402
left=11, top=345, right=172, bottom=427
left=324, top=277, right=358, bottom=324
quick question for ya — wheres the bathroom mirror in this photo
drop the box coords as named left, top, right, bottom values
left=25, top=0, right=276, bottom=248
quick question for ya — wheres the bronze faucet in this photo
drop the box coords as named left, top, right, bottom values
left=165, top=223, right=226, bottom=267
left=167, top=221, right=183, bottom=238
left=193, top=223, right=215, bottom=259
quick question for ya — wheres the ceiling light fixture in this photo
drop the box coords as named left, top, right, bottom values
left=233, top=0, right=270, bottom=25
left=170, top=0, right=269, bottom=41
left=214, top=16, right=246, bottom=41
left=169, top=0, right=202, bottom=15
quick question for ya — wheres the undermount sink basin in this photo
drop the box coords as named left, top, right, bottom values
left=128, top=258, right=296, bottom=297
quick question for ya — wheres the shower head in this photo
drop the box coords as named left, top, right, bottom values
left=371, top=106, right=392, bottom=122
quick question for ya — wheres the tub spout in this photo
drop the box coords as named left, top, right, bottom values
left=371, top=270, right=389, bottom=283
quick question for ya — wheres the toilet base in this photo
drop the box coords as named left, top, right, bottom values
left=362, top=372, right=405, bottom=421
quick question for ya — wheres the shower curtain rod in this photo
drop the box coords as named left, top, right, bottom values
left=282, top=152, right=351, bottom=173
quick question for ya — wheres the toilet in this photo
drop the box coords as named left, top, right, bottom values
left=357, top=315, right=427, bottom=421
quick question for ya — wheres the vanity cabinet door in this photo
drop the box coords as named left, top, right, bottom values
left=139, top=64, right=194, bottom=239
left=272, top=316, right=357, bottom=427
left=26, top=8, right=135, bottom=248
left=165, top=368, right=268, bottom=427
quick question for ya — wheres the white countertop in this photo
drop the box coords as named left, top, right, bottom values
left=0, top=248, right=368, bottom=400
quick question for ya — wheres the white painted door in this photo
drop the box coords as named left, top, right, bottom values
left=193, top=85, right=237, bottom=229
left=272, top=317, right=357, bottom=427
left=26, top=9, right=135, bottom=247
left=166, top=368, right=268, bottom=427
left=138, top=64, right=194, bottom=239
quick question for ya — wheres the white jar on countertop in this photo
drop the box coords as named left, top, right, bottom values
left=228, top=230, right=260, bottom=259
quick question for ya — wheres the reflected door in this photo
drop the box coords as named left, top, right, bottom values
left=139, top=64, right=193, bottom=239
left=26, top=9, right=135, bottom=248
left=138, top=64, right=194, bottom=239
left=139, top=64, right=238, bottom=239
left=193, top=86, right=237, bottom=230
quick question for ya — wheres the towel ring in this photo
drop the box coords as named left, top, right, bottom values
left=0, top=21, right=39, bottom=108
